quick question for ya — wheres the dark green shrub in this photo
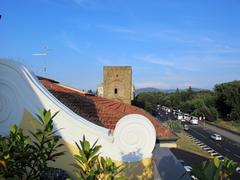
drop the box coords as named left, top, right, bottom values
left=28, top=109, right=65, bottom=178
left=0, top=125, right=31, bottom=179
left=192, top=157, right=237, bottom=180
left=0, top=109, right=65, bottom=179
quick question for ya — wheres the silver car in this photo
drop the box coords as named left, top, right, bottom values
left=210, top=133, right=222, bottom=141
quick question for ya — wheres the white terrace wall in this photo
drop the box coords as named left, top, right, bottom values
left=0, top=59, right=156, bottom=179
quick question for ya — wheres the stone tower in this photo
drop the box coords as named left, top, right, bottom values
left=103, top=66, right=132, bottom=104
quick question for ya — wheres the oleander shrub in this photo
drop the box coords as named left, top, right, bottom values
left=0, top=109, right=65, bottom=179
left=73, top=136, right=125, bottom=180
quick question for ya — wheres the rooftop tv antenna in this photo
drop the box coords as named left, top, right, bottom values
left=32, top=47, right=51, bottom=73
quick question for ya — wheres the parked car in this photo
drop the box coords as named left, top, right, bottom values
left=183, top=124, right=189, bottom=131
left=179, top=160, right=198, bottom=179
left=210, top=133, right=222, bottom=141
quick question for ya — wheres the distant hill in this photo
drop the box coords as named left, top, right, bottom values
left=135, top=87, right=161, bottom=94
left=135, top=87, right=208, bottom=95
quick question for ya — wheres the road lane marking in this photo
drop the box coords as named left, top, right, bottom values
left=187, top=131, right=229, bottom=161
left=211, top=152, right=218, bottom=156
left=203, top=147, right=211, bottom=150
left=208, top=150, right=215, bottom=153
left=190, top=128, right=208, bottom=139
left=224, top=148, right=230, bottom=152
left=234, top=154, right=240, bottom=159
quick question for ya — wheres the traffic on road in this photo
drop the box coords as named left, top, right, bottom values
left=156, top=105, right=240, bottom=179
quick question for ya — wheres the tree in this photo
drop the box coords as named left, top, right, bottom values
left=215, top=81, right=240, bottom=120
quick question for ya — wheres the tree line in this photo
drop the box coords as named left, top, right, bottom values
left=133, top=80, right=240, bottom=122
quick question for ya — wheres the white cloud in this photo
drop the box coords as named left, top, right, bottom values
left=65, top=39, right=82, bottom=54
left=134, top=55, right=175, bottom=67
left=134, top=54, right=198, bottom=72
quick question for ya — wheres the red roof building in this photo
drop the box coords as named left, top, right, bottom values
left=39, top=77, right=176, bottom=140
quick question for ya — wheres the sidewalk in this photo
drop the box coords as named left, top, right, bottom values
left=200, top=122, right=240, bottom=144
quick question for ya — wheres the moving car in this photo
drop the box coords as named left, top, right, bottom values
left=210, top=133, right=222, bottom=141
left=183, top=113, right=191, bottom=121
left=190, top=117, right=198, bottom=125
left=236, top=166, right=240, bottom=174
left=183, top=124, right=189, bottom=131
left=176, top=113, right=184, bottom=121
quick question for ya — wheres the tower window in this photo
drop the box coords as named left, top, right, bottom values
left=114, top=88, right=118, bottom=94
left=116, top=74, right=118, bottom=77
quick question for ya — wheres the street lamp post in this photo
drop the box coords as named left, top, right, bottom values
left=203, top=115, right=206, bottom=129
left=198, top=112, right=206, bottom=129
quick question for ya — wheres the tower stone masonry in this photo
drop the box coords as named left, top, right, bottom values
left=103, top=66, right=132, bottom=104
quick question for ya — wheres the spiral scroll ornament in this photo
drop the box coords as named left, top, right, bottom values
left=114, top=114, right=156, bottom=161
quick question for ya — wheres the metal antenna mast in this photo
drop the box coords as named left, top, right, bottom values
left=32, top=47, right=50, bottom=73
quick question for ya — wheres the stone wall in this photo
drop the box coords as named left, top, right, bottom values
left=103, top=66, right=132, bottom=104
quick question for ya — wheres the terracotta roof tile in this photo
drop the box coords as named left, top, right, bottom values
left=39, top=77, right=174, bottom=139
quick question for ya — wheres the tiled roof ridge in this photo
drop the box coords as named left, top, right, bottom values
left=57, top=83, right=86, bottom=95
left=39, top=77, right=175, bottom=139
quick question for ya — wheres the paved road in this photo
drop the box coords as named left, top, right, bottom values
left=157, top=107, right=240, bottom=163
left=157, top=106, right=240, bottom=178
left=202, top=122, right=240, bottom=144
left=187, top=124, right=240, bottom=163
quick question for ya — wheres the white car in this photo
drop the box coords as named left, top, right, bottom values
left=190, top=118, right=198, bottom=125
left=210, top=134, right=222, bottom=141
left=183, top=124, right=189, bottom=131
left=184, top=165, right=193, bottom=172
left=236, top=166, right=240, bottom=174
left=183, top=114, right=191, bottom=121
left=179, top=160, right=192, bottom=172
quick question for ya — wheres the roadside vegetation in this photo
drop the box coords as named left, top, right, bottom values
left=163, top=120, right=211, bottom=159
left=176, top=132, right=211, bottom=159
left=210, top=119, right=240, bottom=133
left=133, top=80, right=240, bottom=123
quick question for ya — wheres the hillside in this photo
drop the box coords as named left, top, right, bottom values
left=135, top=87, right=207, bottom=95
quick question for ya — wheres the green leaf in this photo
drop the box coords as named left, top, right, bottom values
left=10, top=124, right=17, bottom=134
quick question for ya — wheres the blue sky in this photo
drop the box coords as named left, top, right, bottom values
left=1, top=0, right=240, bottom=90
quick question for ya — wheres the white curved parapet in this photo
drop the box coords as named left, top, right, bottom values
left=0, top=59, right=156, bottom=162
